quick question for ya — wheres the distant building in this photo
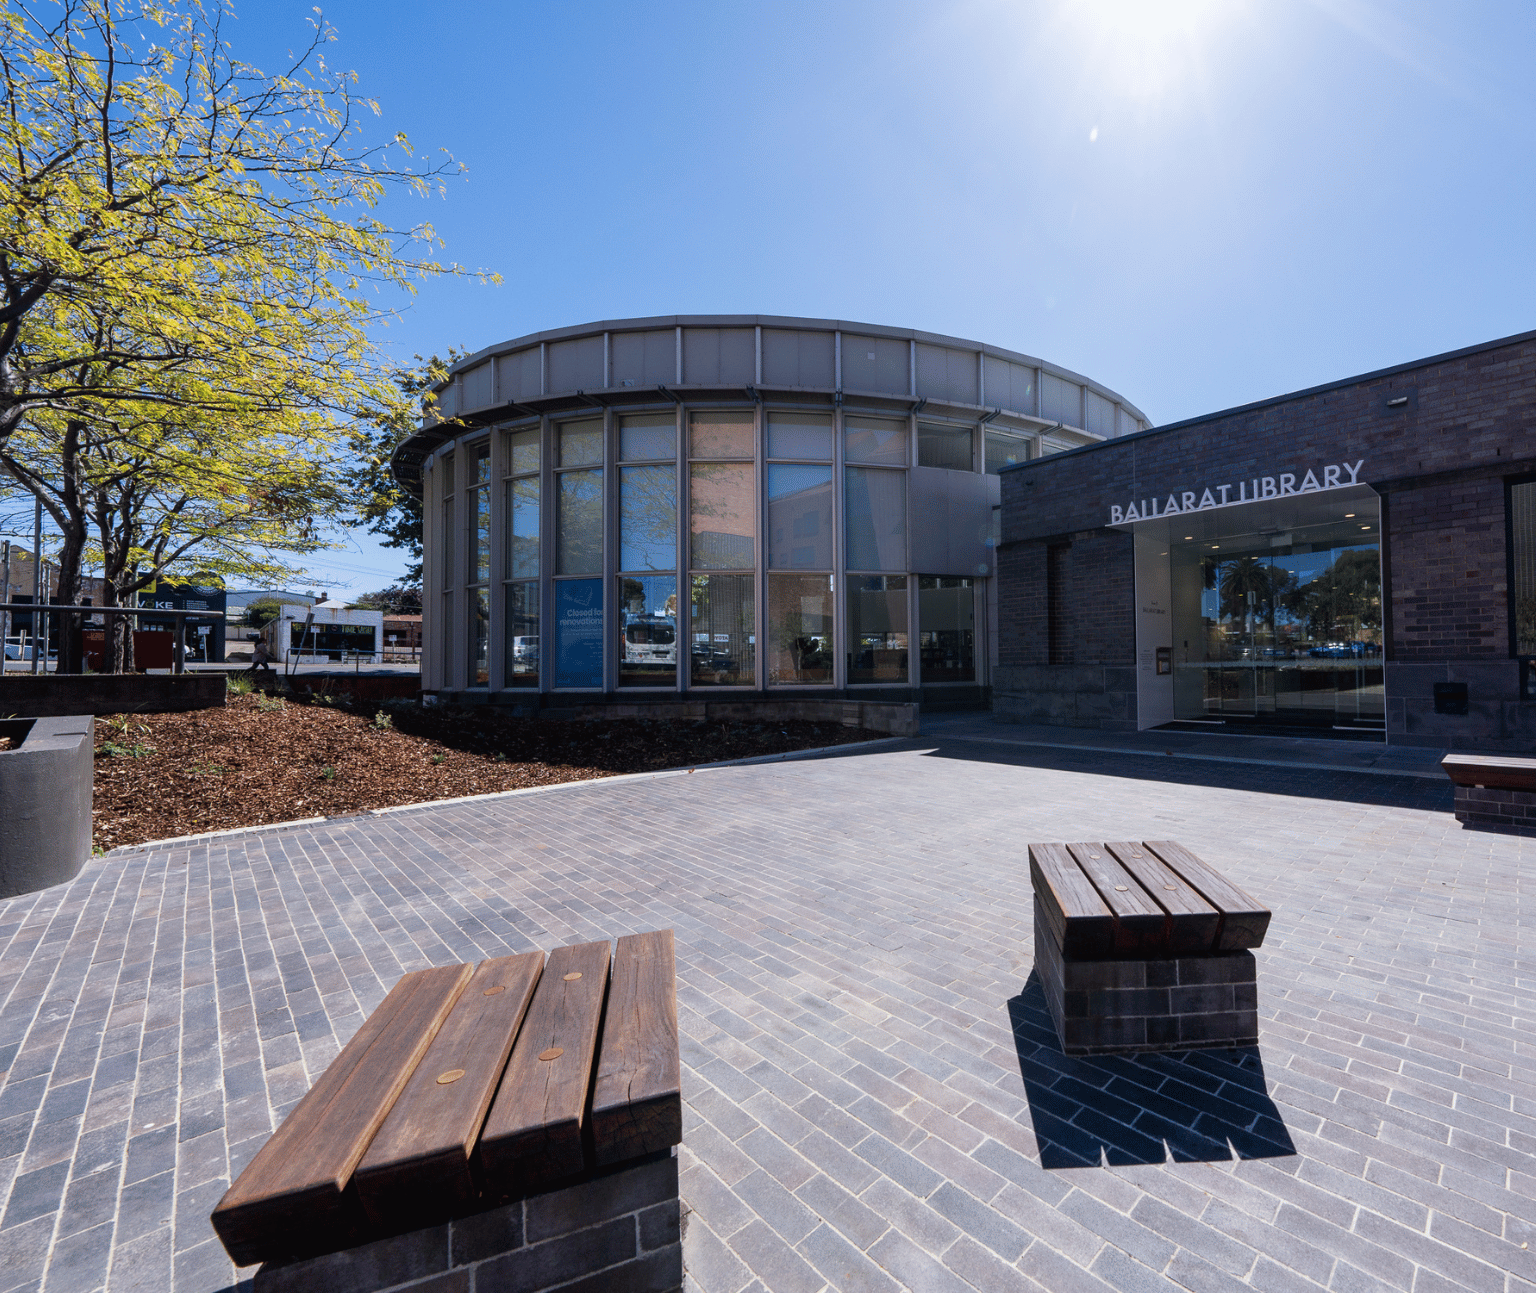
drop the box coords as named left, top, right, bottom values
left=261, top=602, right=384, bottom=665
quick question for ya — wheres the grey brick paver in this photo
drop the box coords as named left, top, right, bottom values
left=0, top=738, right=1529, bottom=1290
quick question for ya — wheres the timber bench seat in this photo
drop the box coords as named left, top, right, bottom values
left=1441, top=753, right=1536, bottom=834
left=211, top=930, right=682, bottom=1293
left=1028, top=842, right=1270, bottom=1055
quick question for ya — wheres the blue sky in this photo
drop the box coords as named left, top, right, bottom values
left=230, top=0, right=1536, bottom=594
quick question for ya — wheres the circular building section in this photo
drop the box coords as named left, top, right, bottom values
left=392, top=315, right=1148, bottom=710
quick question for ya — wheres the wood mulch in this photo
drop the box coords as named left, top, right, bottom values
left=91, top=693, right=884, bottom=851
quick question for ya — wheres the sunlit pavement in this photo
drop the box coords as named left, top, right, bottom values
left=0, top=726, right=1530, bottom=1291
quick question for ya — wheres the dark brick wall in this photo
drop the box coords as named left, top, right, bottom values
left=998, top=330, right=1536, bottom=748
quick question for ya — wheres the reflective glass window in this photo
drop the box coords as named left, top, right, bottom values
left=469, top=587, right=490, bottom=686
left=620, top=464, right=676, bottom=572
left=690, top=574, right=755, bottom=686
left=847, top=575, right=908, bottom=684
left=985, top=430, right=1030, bottom=474
left=505, top=580, right=538, bottom=688
left=689, top=411, right=754, bottom=459
left=767, top=464, right=833, bottom=570
left=845, top=467, right=906, bottom=572
left=472, top=479, right=490, bottom=586
left=767, top=572, right=833, bottom=685
left=620, top=413, right=676, bottom=462
left=557, top=468, right=603, bottom=575
left=844, top=416, right=907, bottom=465
left=441, top=494, right=455, bottom=589
left=508, top=426, right=539, bottom=475
left=559, top=419, right=603, bottom=467
left=767, top=412, right=833, bottom=461
left=918, top=576, right=975, bottom=682
left=508, top=477, right=539, bottom=580
left=441, top=591, right=453, bottom=681
left=690, top=463, right=755, bottom=570
left=918, top=423, right=973, bottom=471
left=617, top=575, right=677, bottom=687
left=474, top=444, right=491, bottom=484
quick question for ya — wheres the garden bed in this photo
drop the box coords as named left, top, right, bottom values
left=91, top=692, right=883, bottom=850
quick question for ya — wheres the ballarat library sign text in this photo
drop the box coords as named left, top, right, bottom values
left=1107, top=459, right=1366, bottom=526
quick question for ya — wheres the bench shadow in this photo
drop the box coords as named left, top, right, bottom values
left=1009, top=971, right=1297, bottom=1169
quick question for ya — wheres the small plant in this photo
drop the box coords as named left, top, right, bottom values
left=430, top=754, right=445, bottom=765
left=257, top=693, right=286, bottom=713
left=225, top=675, right=253, bottom=695
left=320, top=766, right=337, bottom=781
left=494, top=751, right=508, bottom=763
left=188, top=761, right=225, bottom=777
left=372, top=710, right=393, bottom=731
left=97, top=741, right=156, bottom=759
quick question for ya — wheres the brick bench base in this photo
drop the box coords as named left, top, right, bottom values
left=1452, top=783, right=1536, bottom=836
left=252, top=1151, right=681, bottom=1293
left=1035, top=908, right=1258, bottom=1055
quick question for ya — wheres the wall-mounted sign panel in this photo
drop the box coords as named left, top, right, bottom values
left=555, top=579, right=604, bottom=689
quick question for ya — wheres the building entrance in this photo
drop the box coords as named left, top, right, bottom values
left=1126, top=485, right=1384, bottom=734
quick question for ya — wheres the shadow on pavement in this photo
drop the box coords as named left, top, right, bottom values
left=922, top=735, right=1452, bottom=812
left=1009, top=972, right=1297, bottom=1169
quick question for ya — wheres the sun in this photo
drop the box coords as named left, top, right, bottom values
left=1057, top=0, right=1243, bottom=103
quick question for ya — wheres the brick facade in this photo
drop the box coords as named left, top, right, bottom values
left=998, top=330, right=1536, bottom=748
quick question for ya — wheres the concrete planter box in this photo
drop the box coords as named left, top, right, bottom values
left=0, top=716, right=94, bottom=899
left=0, top=673, right=225, bottom=717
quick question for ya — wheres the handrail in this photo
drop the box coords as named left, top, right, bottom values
left=0, top=602, right=226, bottom=675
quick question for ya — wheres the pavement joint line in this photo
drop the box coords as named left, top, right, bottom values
left=104, top=735, right=912, bottom=855
left=934, top=731, right=1448, bottom=781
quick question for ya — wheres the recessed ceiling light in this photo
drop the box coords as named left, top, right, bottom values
left=1344, top=513, right=1355, bottom=518
left=1184, top=535, right=1193, bottom=540
left=1211, top=545, right=1220, bottom=550
left=1361, top=525, right=1370, bottom=530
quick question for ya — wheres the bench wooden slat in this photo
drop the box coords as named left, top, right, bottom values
left=1144, top=840, right=1270, bottom=951
left=1441, top=753, right=1536, bottom=791
left=354, top=951, right=545, bottom=1228
left=1028, top=843, right=1114, bottom=959
left=1104, top=842, right=1221, bottom=954
left=478, top=940, right=611, bottom=1194
left=591, top=930, right=682, bottom=1166
left=210, top=962, right=473, bottom=1268
left=1066, top=843, right=1169, bottom=954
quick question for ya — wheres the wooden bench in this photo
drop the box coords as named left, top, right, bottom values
left=1028, top=842, right=1270, bottom=1055
left=211, top=930, right=682, bottom=1287
left=1441, top=753, right=1536, bottom=834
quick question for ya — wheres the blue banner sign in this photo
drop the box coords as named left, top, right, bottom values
left=555, top=579, right=603, bottom=688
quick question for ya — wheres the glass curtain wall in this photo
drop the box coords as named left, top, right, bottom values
left=440, top=454, right=454, bottom=684
left=985, top=429, right=1032, bottom=474
left=504, top=426, right=539, bottom=687
left=844, top=416, right=908, bottom=683
left=554, top=419, right=603, bottom=688
left=617, top=414, right=678, bottom=687
left=918, top=422, right=973, bottom=471
left=467, top=445, right=491, bottom=685
left=689, top=412, right=755, bottom=685
left=766, top=411, right=833, bottom=685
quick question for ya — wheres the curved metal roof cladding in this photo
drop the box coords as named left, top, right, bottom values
left=391, top=315, right=1150, bottom=495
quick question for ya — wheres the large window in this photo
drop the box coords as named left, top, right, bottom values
left=847, top=575, right=908, bottom=684
left=985, top=429, right=1031, bottom=474
left=768, top=465, right=833, bottom=570
left=1514, top=479, right=1536, bottom=657
left=768, top=572, right=832, bottom=685
left=690, top=573, right=754, bottom=686
left=467, top=445, right=491, bottom=685
left=557, top=419, right=603, bottom=576
left=440, top=454, right=454, bottom=685
left=846, top=467, right=907, bottom=572
left=689, top=412, right=755, bottom=571
left=617, top=414, right=677, bottom=687
left=918, top=422, right=973, bottom=471
left=919, top=576, right=975, bottom=682
left=504, top=426, right=540, bottom=687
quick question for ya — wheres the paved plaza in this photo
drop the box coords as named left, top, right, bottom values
left=0, top=726, right=1531, bottom=1292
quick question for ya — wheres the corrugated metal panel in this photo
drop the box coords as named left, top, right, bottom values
left=841, top=334, right=910, bottom=396
left=682, top=327, right=755, bottom=385
left=611, top=329, right=676, bottom=388
left=761, top=329, right=835, bottom=389
left=908, top=466, right=992, bottom=577
left=436, top=377, right=460, bottom=419
left=1041, top=373, right=1080, bottom=426
left=1086, top=390, right=1116, bottom=438
left=1118, top=406, right=1139, bottom=437
left=498, top=348, right=542, bottom=402
left=461, top=362, right=493, bottom=411
left=915, top=344, right=979, bottom=405
left=546, top=334, right=605, bottom=393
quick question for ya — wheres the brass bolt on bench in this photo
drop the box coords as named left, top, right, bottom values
left=1029, top=841, right=1271, bottom=1055
left=211, top=929, right=682, bottom=1293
